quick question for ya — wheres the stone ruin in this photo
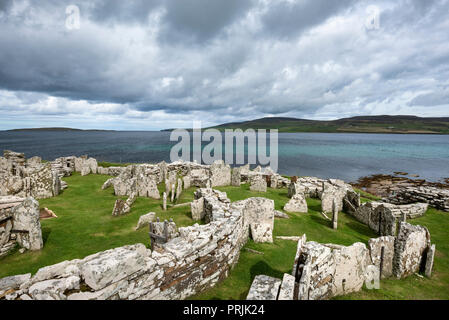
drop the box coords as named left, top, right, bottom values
left=285, top=177, right=360, bottom=215
left=0, top=196, right=43, bottom=258
left=0, top=150, right=62, bottom=200
left=0, top=188, right=278, bottom=300
left=248, top=221, right=435, bottom=300
left=285, top=176, right=432, bottom=237
left=346, top=201, right=428, bottom=236
left=0, top=151, right=442, bottom=301
left=385, top=186, right=449, bottom=212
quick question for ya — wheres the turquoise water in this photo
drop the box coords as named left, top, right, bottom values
left=0, top=131, right=448, bottom=183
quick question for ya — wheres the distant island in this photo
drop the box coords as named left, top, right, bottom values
left=6, top=127, right=116, bottom=132
left=161, top=115, right=449, bottom=134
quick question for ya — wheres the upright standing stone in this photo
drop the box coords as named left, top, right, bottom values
left=163, top=192, right=167, bottom=211
left=183, top=176, right=191, bottom=190
left=191, top=197, right=205, bottom=221
left=171, top=183, right=175, bottom=203
left=231, top=169, right=241, bottom=187
left=250, top=175, right=267, bottom=192
left=175, top=178, right=182, bottom=200
left=332, top=199, right=338, bottom=230
left=165, top=179, right=170, bottom=196
left=425, top=244, right=436, bottom=278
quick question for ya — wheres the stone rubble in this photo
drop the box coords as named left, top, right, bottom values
left=283, top=193, right=308, bottom=213
left=135, top=212, right=156, bottom=231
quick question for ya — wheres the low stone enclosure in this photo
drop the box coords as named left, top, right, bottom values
left=385, top=186, right=449, bottom=212
left=247, top=221, right=435, bottom=300
left=0, top=150, right=444, bottom=300
left=0, top=189, right=277, bottom=300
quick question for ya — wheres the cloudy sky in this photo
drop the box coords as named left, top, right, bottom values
left=0, top=0, right=448, bottom=130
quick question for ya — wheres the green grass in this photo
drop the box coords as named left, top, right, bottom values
left=98, top=161, right=132, bottom=168
left=1, top=178, right=448, bottom=300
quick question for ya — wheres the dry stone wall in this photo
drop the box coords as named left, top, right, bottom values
left=249, top=221, right=434, bottom=300
left=385, top=186, right=449, bottom=212
left=0, top=151, right=62, bottom=200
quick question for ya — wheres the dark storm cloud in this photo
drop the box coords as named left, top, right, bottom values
left=159, top=0, right=254, bottom=43
left=89, top=0, right=161, bottom=25
left=0, top=0, right=13, bottom=12
left=260, top=0, right=357, bottom=39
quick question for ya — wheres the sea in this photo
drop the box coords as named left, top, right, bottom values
left=0, top=131, right=448, bottom=183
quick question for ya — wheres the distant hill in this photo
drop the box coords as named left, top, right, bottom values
left=6, top=127, right=115, bottom=132
left=208, top=115, right=449, bottom=134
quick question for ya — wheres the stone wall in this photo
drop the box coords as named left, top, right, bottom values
left=248, top=222, right=434, bottom=300
left=385, top=186, right=449, bottom=212
left=0, top=196, right=43, bottom=258
left=0, top=151, right=62, bottom=200
left=0, top=189, right=278, bottom=300
left=348, top=202, right=429, bottom=236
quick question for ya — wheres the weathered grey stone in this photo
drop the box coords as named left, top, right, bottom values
left=135, top=212, right=156, bottom=230
left=424, top=244, right=436, bottom=278
left=191, top=197, right=205, bottom=221
left=243, top=198, right=274, bottom=243
left=368, top=236, right=395, bottom=278
left=278, top=274, right=295, bottom=300
left=81, top=244, right=149, bottom=291
left=11, top=197, right=43, bottom=250
left=231, top=168, right=241, bottom=187
left=274, top=210, right=289, bottom=219
left=393, top=222, right=429, bottom=278
left=321, top=185, right=347, bottom=213
left=249, top=175, right=267, bottom=192
left=28, top=276, right=80, bottom=300
left=331, top=242, right=370, bottom=297
left=246, top=275, right=281, bottom=300
left=183, top=176, right=191, bottom=190
left=332, top=199, right=338, bottom=230
left=171, top=183, right=175, bottom=203
left=297, top=241, right=335, bottom=300
left=29, top=260, right=81, bottom=285
left=162, top=192, right=167, bottom=211
left=210, top=160, right=231, bottom=187
left=284, top=193, right=308, bottom=213
left=0, top=273, right=31, bottom=291
left=102, top=178, right=114, bottom=190
left=111, top=193, right=136, bottom=217
left=175, top=178, right=183, bottom=200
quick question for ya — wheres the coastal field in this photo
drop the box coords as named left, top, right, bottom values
left=210, top=116, right=449, bottom=134
left=1, top=173, right=448, bottom=300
